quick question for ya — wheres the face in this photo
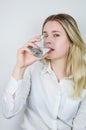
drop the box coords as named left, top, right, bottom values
left=42, top=21, right=71, bottom=60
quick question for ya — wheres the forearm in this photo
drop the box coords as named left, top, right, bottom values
left=2, top=77, right=22, bottom=118
left=2, top=63, right=31, bottom=118
left=2, top=75, right=30, bottom=118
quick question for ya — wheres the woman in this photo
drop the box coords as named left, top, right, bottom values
left=2, top=13, right=86, bottom=130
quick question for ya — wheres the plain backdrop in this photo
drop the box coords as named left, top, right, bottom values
left=0, top=0, right=86, bottom=130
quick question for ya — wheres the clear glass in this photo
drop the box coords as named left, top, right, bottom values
left=28, top=36, right=50, bottom=58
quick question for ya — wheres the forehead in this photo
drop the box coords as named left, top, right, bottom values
left=43, top=21, right=65, bottom=33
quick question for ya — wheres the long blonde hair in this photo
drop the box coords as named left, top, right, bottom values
left=42, top=13, right=86, bottom=98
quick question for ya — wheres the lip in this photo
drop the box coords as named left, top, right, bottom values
left=47, top=48, right=55, bottom=53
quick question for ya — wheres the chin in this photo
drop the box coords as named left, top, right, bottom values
left=45, top=56, right=53, bottom=60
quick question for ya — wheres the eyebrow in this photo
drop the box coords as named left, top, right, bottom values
left=43, top=30, right=61, bottom=34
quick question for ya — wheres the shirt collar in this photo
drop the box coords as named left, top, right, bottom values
left=41, top=60, right=73, bottom=80
left=41, top=60, right=53, bottom=75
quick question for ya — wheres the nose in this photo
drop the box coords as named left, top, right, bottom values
left=45, top=35, right=53, bottom=42
left=43, top=36, right=53, bottom=46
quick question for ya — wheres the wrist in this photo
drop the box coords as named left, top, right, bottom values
left=12, top=65, right=26, bottom=80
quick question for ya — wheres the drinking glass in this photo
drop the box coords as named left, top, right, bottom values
left=28, top=36, right=50, bottom=58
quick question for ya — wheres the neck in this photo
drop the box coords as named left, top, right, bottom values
left=50, top=59, right=67, bottom=81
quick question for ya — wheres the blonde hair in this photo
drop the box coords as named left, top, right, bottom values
left=42, top=13, right=86, bottom=98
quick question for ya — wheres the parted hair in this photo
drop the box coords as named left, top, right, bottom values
left=42, top=13, right=86, bottom=98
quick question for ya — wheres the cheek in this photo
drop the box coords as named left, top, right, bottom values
left=55, top=40, right=70, bottom=55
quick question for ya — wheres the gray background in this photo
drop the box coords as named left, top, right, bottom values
left=0, top=0, right=86, bottom=130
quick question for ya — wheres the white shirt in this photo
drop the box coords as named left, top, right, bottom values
left=2, top=61, right=86, bottom=130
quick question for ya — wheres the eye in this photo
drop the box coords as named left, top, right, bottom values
left=53, top=34, right=60, bottom=37
left=43, top=35, right=48, bottom=39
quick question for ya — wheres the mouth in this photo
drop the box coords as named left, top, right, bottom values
left=47, top=48, right=55, bottom=53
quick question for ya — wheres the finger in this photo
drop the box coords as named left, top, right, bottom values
left=24, top=42, right=38, bottom=49
left=18, top=46, right=32, bottom=55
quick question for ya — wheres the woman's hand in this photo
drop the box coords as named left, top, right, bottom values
left=13, top=36, right=41, bottom=80
left=16, top=37, right=41, bottom=68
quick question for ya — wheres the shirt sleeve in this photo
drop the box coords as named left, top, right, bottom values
left=72, top=94, right=86, bottom=130
left=2, top=67, right=31, bottom=119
